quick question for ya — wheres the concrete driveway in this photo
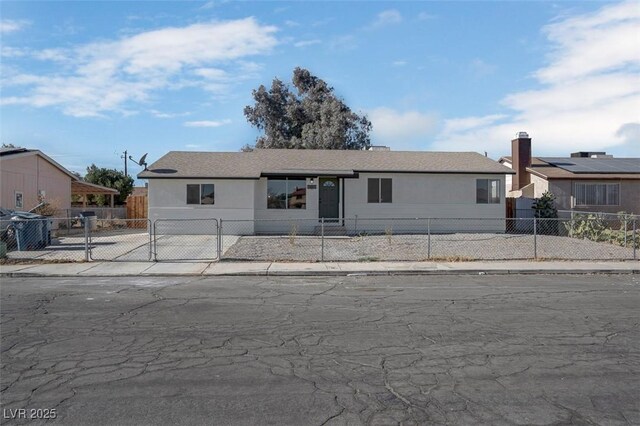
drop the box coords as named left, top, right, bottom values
left=5, top=234, right=239, bottom=262
left=1, top=275, right=638, bottom=425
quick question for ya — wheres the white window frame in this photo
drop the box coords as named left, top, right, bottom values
left=15, top=191, right=23, bottom=209
left=186, top=184, right=215, bottom=205
left=476, top=179, right=500, bottom=204
left=574, top=182, right=620, bottom=207
left=267, top=177, right=307, bottom=210
left=367, top=178, right=392, bottom=203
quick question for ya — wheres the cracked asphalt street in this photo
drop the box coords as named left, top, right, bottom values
left=1, top=274, right=639, bottom=425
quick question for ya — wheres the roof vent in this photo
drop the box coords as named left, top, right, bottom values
left=571, top=151, right=609, bottom=158
left=516, top=131, right=530, bottom=139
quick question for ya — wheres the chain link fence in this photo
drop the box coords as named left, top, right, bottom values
left=1, top=215, right=637, bottom=263
left=88, top=219, right=152, bottom=261
left=220, top=216, right=638, bottom=262
left=0, top=217, right=151, bottom=262
left=153, top=219, right=218, bottom=261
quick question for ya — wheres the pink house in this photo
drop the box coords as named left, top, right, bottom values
left=0, top=148, right=74, bottom=211
left=0, top=147, right=119, bottom=213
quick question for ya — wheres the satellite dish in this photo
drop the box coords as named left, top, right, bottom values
left=128, top=153, right=148, bottom=170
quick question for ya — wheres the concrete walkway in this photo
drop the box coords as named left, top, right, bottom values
left=1, top=260, right=638, bottom=277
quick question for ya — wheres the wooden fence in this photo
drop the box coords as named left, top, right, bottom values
left=126, top=195, right=148, bottom=227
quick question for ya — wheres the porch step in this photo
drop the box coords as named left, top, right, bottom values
left=314, top=225, right=347, bottom=236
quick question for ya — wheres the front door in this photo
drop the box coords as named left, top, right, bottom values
left=319, top=178, right=339, bottom=220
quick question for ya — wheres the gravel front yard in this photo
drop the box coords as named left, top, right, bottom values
left=222, top=233, right=636, bottom=261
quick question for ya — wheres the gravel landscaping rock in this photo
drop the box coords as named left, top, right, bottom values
left=222, top=233, right=635, bottom=261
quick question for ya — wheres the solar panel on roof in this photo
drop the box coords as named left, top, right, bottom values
left=539, top=157, right=640, bottom=174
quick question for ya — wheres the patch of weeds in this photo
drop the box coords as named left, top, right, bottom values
left=357, top=256, right=379, bottom=262
left=288, top=224, right=298, bottom=245
left=426, top=256, right=475, bottom=262
left=385, top=226, right=393, bottom=245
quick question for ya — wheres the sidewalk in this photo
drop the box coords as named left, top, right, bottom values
left=1, top=260, right=638, bottom=277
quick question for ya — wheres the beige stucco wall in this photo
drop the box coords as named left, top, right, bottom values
left=254, top=177, right=319, bottom=221
left=530, top=174, right=549, bottom=198
left=344, top=173, right=505, bottom=218
left=344, top=173, right=506, bottom=232
left=549, top=179, right=640, bottom=214
left=148, top=179, right=255, bottom=234
left=502, top=161, right=513, bottom=192
left=148, top=173, right=508, bottom=234
left=0, top=154, right=71, bottom=212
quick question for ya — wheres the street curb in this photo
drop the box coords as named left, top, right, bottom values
left=2, top=269, right=638, bottom=278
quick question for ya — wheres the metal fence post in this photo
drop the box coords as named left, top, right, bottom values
left=218, top=219, right=223, bottom=260
left=83, top=217, right=90, bottom=261
left=354, top=215, right=358, bottom=235
left=633, top=219, right=637, bottom=260
left=533, top=217, right=537, bottom=260
left=427, top=218, right=431, bottom=260
left=321, top=217, right=325, bottom=262
left=623, top=219, right=628, bottom=248
left=148, top=219, right=153, bottom=261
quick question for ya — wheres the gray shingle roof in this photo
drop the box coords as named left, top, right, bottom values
left=500, top=156, right=640, bottom=180
left=139, top=149, right=513, bottom=179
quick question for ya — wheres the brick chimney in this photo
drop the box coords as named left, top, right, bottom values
left=511, top=131, right=531, bottom=191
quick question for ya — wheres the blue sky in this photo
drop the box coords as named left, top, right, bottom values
left=1, top=1, right=638, bottom=181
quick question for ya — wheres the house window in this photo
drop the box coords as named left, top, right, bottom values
left=575, top=183, right=619, bottom=206
left=476, top=179, right=500, bottom=204
left=267, top=178, right=306, bottom=209
left=367, top=178, right=392, bottom=203
left=186, top=184, right=215, bottom=205
left=15, top=191, right=23, bottom=209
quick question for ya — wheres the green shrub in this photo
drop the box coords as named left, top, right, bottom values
left=532, top=191, right=558, bottom=235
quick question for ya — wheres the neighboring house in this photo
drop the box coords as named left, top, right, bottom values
left=1, top=147, right=75, bottom=211
left=138, top=149, right=514, bottom=234
left=499, top=133, right=640, bottom=214
left=130, top=186, right=149, bottom=197
left=0, top=147, right=119, bottom=213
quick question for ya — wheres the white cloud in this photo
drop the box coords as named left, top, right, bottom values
left=392, top=60, right=407, bottom=67
left=184, top=119, right=231, bottom=127
left=440, top=115, right=507, bottom=136
left=193, top=67, right=229, bottom=80
left=469, top=59, right=496, bottom=77
left=369, top=108, right=438, bottom=149
left=329, top=35, right=358, bottom=51
left=2, top=18, right=278, bottom=117
left=433, top=1, right=640, bottom=157
left=150, top=109, right=191, bottom=118
left=369, top=10, right=402, bottom=29
left=1, top=47, right=29, bottom=58
left=294, top=39, right=321, bottom=48
left=536, top=2, right=640, bottom=83
left=0, top=19, right=29, bottom=34
left=417, top=12, right=437, bottom=21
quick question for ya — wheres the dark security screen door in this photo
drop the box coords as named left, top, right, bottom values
left=319, top=178, right=339, bottom=219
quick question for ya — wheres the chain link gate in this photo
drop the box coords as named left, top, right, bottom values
left=88, top=219, right=152, bottom=261
left=152, top=218, right=219, bottom=262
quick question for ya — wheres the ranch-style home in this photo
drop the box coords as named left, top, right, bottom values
left=0, top=147, right=119, bottom=213
left=139, top=148, right=514, bottom=234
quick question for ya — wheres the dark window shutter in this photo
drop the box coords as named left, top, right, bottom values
left=368, top=178, right=379, bottom=203
left=476, top=179, right=488, bottom=204
left=187, top=184, right=200, bottom=204
left=380, top=179, right=392, bottom=203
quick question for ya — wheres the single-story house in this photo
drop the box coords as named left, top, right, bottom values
left=0, top=147, right=119, bottom=214
left=500, top=133, right=640, bottom=214
left=138, top=149, right=514, bottom=234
